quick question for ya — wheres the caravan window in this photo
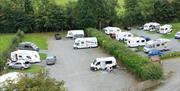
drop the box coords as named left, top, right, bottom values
left=19, top=55, right=22, bottom=58
left=145, top=44, right=152, bottom=48
left=81, top=41, right=84, bottom=44
left=128, top=35, right=131, bottom=37
left=137, top=41, right=139, bottom=43
left=141, top=40, right=145, bottom=42
left=96, top=62, right=100, bottom=65
left=26, top=56, right=31, bottom=59
left=124, top=35, right=126, bottom=37
left=156, top=44, right=160, bottom=47
left=128, top=41, right=130, bottom=43
left=106, top=61, right=112, bottom=64
left=162, top=43, right=165, bottom=46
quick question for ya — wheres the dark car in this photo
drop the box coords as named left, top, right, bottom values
left=148, top=49, right=164, bottom=57
left=55, top=33, right=61, bottom=40
left=140, top=36, right=151, bottom=41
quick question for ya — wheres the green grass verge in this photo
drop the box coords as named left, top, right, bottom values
left=161, top=23, right=180, bottom=39
left=54, top=0, right=77, bottom=5
left=40, top=53, right=47, bottom=60
left=0, top=34, right=15, bottom=52
left=8, top=65, right=44, bottom=74
left=23, top=33, right=48, bottom=50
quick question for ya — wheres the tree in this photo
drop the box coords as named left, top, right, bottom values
left=153, top=0, right=176, bottom=23
left=5, top=71, right=66, bottom=91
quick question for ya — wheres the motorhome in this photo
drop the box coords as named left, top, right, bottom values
left=90, top=57, right=117, bottom=71
left=127, top=37, right=146, bottom=47
left=66, top=30, right=84, bottom=39
left=73, top=37, right=98, bottom=49
left=10, top=50, right=41, bottom=63
left=144, top=39, right=170, bottom=52
left=143, top=22, right=160, bottom=31
left=159, top=24, right=172, bottom=34
left=103, top=26, right=121, bottom=35
left=115, top=32, right=134, bottom=42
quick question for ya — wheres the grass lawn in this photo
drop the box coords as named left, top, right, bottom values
left=40, top=53, right=47, bottom=60
left=0, top=34, right=15, bottom=52
left=23, top=33, right=48, bottom=50
left=161, top=23, right=180, bottom=39
left=8, top=65, right=44, bottom=74
left=54, top=0, right=77, bottom=5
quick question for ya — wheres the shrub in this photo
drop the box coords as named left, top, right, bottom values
left=161, top=52, right=180, bottom=59
left=86, top=28, right=163, bottom=80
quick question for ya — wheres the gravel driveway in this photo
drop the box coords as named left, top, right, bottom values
left=45, top=37, right=138, bottom=91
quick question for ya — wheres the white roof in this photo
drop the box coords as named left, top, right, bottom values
left=117, top=31, right=132, bottom=34
left=11, top=50, right=39, bottom=55
left=0, top=72, right=21, bottom=85
left=127, top=37, right=145, bottom=41
left=75, top=37, right=97, bottom=42
left=147, top=38, right=170, bottom=44
left=160, top=24, right=172, bottom=28
left=145, top=22, right=160, bottom=26
left=96, top=57, right=116, bottom=62
left=68, top=30, right=84, bottom=33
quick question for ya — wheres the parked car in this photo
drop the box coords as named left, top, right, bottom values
left=46, top=56, right=56, bottom=65
left=175, top=31, right=180, bottom=39
left=18, top=42, right=39, bottom=52
left=140, top=36, right=151, bottom=41
left=7, top=60, right=30, bottom=70
left=148, top=49, right=164, bottom=57
left=90, top=57, right=117, bottom=71
left=54, top=33, right=61, bottom=40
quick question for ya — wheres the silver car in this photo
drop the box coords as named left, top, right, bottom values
left=7, top=60, right=30, bottom=70
left=46, top=56, right=56, bottom=65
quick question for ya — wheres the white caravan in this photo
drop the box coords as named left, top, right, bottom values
left=66, top=30, right=84, bottom=39
left=103, top=26, right=121, bottom=35
left=10, top=50, right=41, bottom=63
left=159, top=24, right=172, bottom=34
left=143, top=22, right=160, bottom=31
left=73, top=37, right=98, bottom=49
left=115, top=32, right=134, bottom=42
left=144, top=39, right=170, bottom=52
left=127, top=37, right=146, bottom=47
left=0, top=72, right=22, bottom=88
left=90, top=57, right=117, bottom=71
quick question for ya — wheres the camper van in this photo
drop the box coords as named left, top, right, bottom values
left=115, top=32, right=134, bottom=42
left=159, top=24, right=172, bottom=34
left=143, top=22, right=160, bottom=31
left=103, top=26, right=121, bottom=35
left=73, top=37, right=98, bottom=49
left=10, top=50, right=41, bottom=63
left=66, top=30, right=84, bottom=39
left=90, top=57, right=117, bottom=71
left=144, top=39, right=170, bottom=52
left=127, top=37, right=146, bottom=47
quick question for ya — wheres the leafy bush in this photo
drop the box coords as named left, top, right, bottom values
left=5, top=71, right=66, bottom=91
left=0, top=30, right=24, bottom=74
left=161, top=52, right=180, bottom=59
left=86, top=28, right=163, bottom=80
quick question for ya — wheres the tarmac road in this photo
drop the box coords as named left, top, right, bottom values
left=45, top=37, right=138, bottom=91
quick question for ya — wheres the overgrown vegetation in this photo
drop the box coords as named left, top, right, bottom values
left=5, top=71, right=66, bottom=91
left=0, top=30, right=24, bottom=74
left=161, top=52, right=180, bottom=60
left=86, top=28, right=163, bottom=80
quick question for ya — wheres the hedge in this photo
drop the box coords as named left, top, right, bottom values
left=161, top=52, right=180, bottom=60
left=0, top=30, right=24, bottom=74
left=86, top=28, right=163, bottom=80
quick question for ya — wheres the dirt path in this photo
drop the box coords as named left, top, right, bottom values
left=45, top=37, right=138, bottom=91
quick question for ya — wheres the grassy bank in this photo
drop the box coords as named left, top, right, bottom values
left=23, top=33, right=48, bottom=50
left=0, top=34, right=15, bottom=52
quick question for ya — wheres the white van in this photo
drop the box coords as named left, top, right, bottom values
left=143, top=22, right=160, bottom=31
left=66, top=30, right=84, bottom=39
left=10, top=50, right=41, bottom=63
left=103, top=26, right=121, bottom=35
left=73, top=37, right=98, bottom=49
left=144, top=39, right=170, bottom=52
left=127, top=37, right=146, bottom=47
left=90, top=57, right=117, bottom=71
left=0, top=72, right=22, bottom=89
left=115, top=32, right=134, bottom=42
left=159, top=24, right=172, bottom=34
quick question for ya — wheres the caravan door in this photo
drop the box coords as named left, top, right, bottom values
left=79, top=40, right=86, bottom=48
